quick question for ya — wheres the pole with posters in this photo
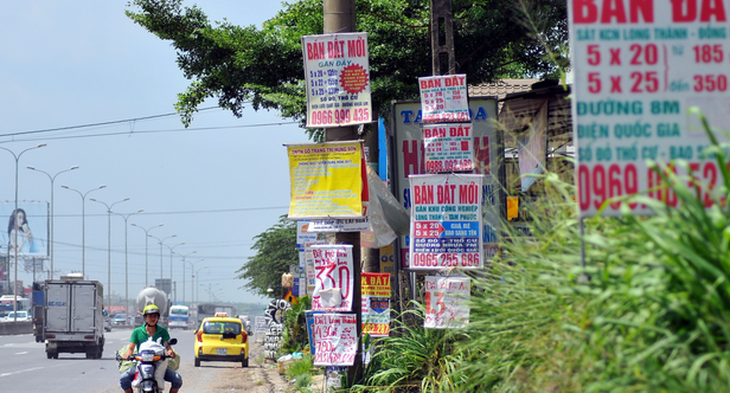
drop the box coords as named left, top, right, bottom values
left=323, top=0, right=362, bottom=386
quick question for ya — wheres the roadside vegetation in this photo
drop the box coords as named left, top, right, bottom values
left=345, top=114, right=730, bottom=392
left=127, top=1, right=730, bottom=391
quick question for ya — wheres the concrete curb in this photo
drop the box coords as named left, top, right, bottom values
left=0, top=321, right=33, bottom=335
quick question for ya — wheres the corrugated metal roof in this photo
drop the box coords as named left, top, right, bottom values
left=468, top=79, right=542, bottom=101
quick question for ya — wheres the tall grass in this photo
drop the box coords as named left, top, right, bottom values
left=455, top=115, right=730, bottom=392
left=351, top=301, right=467, bottom=393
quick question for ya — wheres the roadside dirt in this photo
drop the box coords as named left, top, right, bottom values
left=201, top=336, right=293, bottom=393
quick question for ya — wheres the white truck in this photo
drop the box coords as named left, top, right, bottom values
left=44, top=275, right=105, bottom=359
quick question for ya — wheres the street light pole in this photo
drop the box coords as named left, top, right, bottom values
left=131, top=223, right=163, bottom=286
left=26, top=164, right=79, bottom=280
left=61, top=184, right=106, bottom=277
left=90, top=197, right=130, bottom=313
left=0, top=143, right=46, bottom=320
left=192, top=265, right=209, bottom=306
left=185, top=259, right=205, bottom=305
left=179, top=251, right=197, bottom=304
left=164, top=242, right=185, bottom=302
left=148, top=234, right=176, bottom=281
left=113, top=209, right=143, bottom=316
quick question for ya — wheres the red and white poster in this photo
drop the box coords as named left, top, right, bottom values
left=422, top=123, right=475, bottom=173
left=419, top=74, right=470, bottom=123
left=408, top=174, right=483, bottom=270
left=569, top=0, right=730, bottom=217
left=424, top=276, right=470, bottom=329
left=361, top=273, right=390, bottom=337
left=309, top=244, right=354, bottom=311
left=311, top=313, right=358, bottom=366
left=392, top=99, right=502, bottom=269
left=302, top=32, right=372, bottom=128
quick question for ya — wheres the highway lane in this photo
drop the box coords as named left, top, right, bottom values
left=0, top=326, right=214, bottom=393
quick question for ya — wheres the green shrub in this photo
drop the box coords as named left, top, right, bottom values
left=351, top=301, right=467, bottom=393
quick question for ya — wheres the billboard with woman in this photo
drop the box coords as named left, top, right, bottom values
left=0, top=201, right=49, bottom=258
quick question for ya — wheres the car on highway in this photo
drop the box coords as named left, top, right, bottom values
left=104, top=316, right=112, bottom=332
left=3, top=310, right=30, bottom=322
left=112, top=313, right=127, bottom=325
left=194, top=312, right=249, bottom=367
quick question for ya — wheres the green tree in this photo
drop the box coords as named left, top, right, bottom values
left=126, top=0, right=568, bottom=130
left=236, top=215, right=298, bottom=297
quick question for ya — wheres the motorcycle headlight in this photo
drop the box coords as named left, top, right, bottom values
left=141, top=352, right=154, bottom=362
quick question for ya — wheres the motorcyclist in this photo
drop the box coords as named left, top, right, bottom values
left=120, top=304, right=182, bottom=393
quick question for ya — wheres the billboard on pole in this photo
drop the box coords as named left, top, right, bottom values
left=0, top=201, right=49, bottom=258
left=392, top=98, right=502, bottom=269
left=302, top=32, right=372, bottom=128
left=569, top=0, right=730, bottom=217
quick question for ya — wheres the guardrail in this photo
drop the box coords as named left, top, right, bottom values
left=0, top=321, right=33, bottom=335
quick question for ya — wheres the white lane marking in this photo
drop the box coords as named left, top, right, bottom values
left=0, top=366, right=45, bottom=378
left=14, top=351, right=28, bottom=355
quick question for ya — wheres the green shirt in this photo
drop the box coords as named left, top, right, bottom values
left=129, top=324, right=170, bottom=351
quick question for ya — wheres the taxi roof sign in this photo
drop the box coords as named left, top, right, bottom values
left=215, top=312, right=229, bottom=317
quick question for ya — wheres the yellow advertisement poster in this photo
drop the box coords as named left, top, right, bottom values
left=287, top=141, right=365, bottom=219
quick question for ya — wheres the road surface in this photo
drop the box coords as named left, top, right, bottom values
left=0, top=326, right=290, bottom=392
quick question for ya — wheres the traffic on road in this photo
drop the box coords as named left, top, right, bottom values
left=0, top=327, right=271, bottom=393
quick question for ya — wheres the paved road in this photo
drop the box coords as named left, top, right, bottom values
left=0, top=326, right=286, bottom=392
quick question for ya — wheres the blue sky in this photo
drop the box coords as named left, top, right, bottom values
left=0, top=1, right=309, bottom=306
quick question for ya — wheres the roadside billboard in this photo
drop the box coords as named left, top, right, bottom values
left=0, top=201, right=49, bottom=258
left=302, top=32, right=372, bottom=128
left=286, top=141, right=368, bottom=219
left=569, top=0, right=730, bottom=217
left=391, top=98, right=502, bottom=269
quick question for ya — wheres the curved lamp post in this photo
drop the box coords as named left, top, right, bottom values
left=164, top=241, right=185, bottom=302
left=113, top=209, right=143, bottom=316
left=90, top=196, right=129, bottom=312
left=179, top=251, right=197, bottom=304
left=61, top=184, right=106, bottom=277
left=192, top=265, right=209, bottom=305
left=26, top=164, right=79, bottom=280
left=131, top=222, right=163, bottom=286
left=0, top=143, right=46, bottom=320
left=148, top=234, right=176, bottom=281
left=185, top=258, right=205, bottom=304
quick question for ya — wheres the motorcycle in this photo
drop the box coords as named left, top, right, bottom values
left=117, top=337, right=178, bottom=393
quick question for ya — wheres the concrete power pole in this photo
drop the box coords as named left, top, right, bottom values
left=430, top=0, right=456, bottom=75
left=323, top=0, right=363, bottom=385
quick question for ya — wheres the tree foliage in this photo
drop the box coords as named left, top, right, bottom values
left=126, top=0, right=568, bottom=131
left=235, top=215, right=297, bottom=297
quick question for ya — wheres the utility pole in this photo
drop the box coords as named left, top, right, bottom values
left=430, top=0, right=455, bottom=75
left=323, top=0, right=363, bottom=386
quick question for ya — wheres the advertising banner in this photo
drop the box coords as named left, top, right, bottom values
left=312, top=312, right=358, bottom=366
left=302, top=32, right=372, bottom=128
left=309, top=244, right=354, bottom=311
left=286, top=141, right=367, bottom=219
left=408, top=174, right=483, bottom=270
left=422, top=123, right=476, bottom=173
left=419, top=74, right=470, bottom=123
left=0, top=201, right=49, bottom=258
left=297, top=220, right=320, bottom=247
left=392, top=98, right=502, bottom=269
left=361, top=273, right=390, bottom=337
left=518, top=101, right=548, bottom=192
left=307, top=217, right=370, bottom=232
left=424, top=276, right=470, bottom=329
left=569, top=0, right=730, bottom=217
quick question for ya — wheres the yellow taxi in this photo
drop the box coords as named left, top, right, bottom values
left=194, top=312, right=249, bottom=367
